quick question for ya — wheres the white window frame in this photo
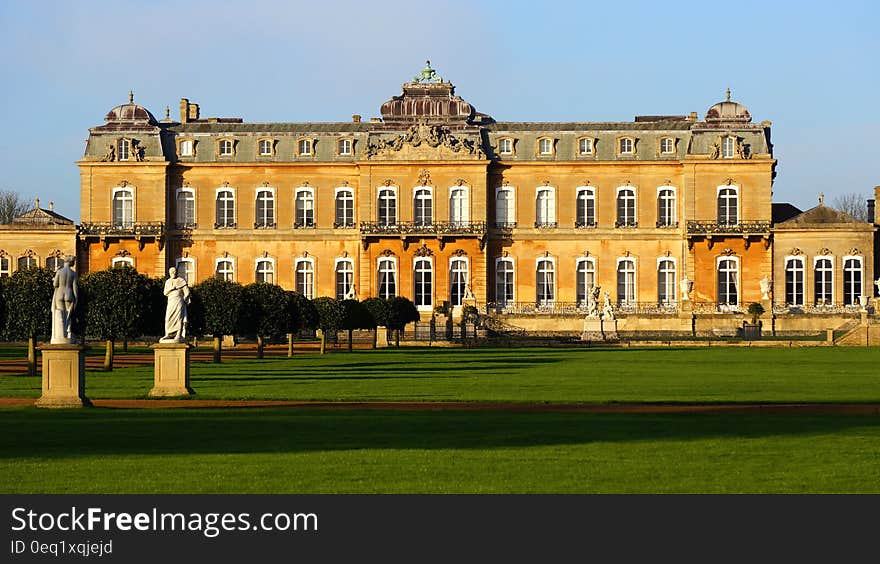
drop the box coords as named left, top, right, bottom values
left=111, top=256, right=135, bottom=269
left=294, top=257, right=316, bottom=299
left=111, top=186, right=135, bottom=228
left=377, top=256, right=397, bottom=299
left=498, top=137, right=514, bottom=156
left=413, top=256, right=433, bottom=311
left=657, top=257, right=677, bottom=306
left=660, top=137, right=675, bottom=155
left=535, top=186, right=556, bottom=227
left=0, top=255, right=11, bottom=277
left=297, top=138, right=313, bottom=156
left=495, top=257, right=515, bottom=306
left=215, top=257, right=235, bottom=281
left=258, top=138, right=274, bottom=157
left=449, top=185, right=469, bottom=225
left=175, top=257, right=196, bottom=285
left=784, top=255, right=806, bottom=307
left=576, top=186, right=596, bottom=227
left=215, top=187, right=236, bottom=228
left=616, top=257, right=637, bottom=306
left=294, top=187, right=316, bottom=228
left=255, top=186, right=276, bottom=228
left=842, top=255, right=864, bottom=307
left=616, top=186, right=637, bottom=227
left=813, top=256, right=834, bottom=306
left=334, top=187, right=355, bottom=228
left=255, top=257, right=276, bottom=284
left=535, top=257, right=556, bottom=305
left=175, top=187, right=196, bottom=228
left=179, top=139, right=194, bottom=157
left=576, top=257, right=597, bottom=306
left=117, top=138, right=130, bottom=161
left=716, top=256, right=740, bottom=308
left=413, top=186, right=433, bottom=226
left=657, top=186, right=676, bottom=227
left=335, top=258, right=355, bottom=300
left=717, top=185, right=740, bottom=225
left=377, top=186, right=398, bottom=226
left=218, top=139, right=234, bottom=157
left=337, top=138, right=353, bottom=156
left=577, top=137, right=594, bottom=155
left=722, top=136, right=736, bottom=159
left=495, top=186, right=515, bottom=227
left=17, top=256, right=38, bottom=271
left=537, top=137, right=554, bottom=156
left=619, top=137, right=634, bottom=155
left=449, top=256, right=469, bottom=308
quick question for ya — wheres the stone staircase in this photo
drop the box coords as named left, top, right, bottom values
left=834, top=316, right=880, bottom=346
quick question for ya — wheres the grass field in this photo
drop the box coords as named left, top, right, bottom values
left=1, top=346, right=879, bottom=403
left=1, top=346, right=878, bottom=493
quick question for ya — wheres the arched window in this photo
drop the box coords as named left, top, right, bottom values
left=378, top=188, right=397, bottom=226
left=216, top=258, right=234, bottom=281
left=337, top=138, right=353, bottom=156
left=449, top=258, right=468, bottom=307
left=657, top=187, right=676, bottom=227
left=0, top=256, right=10, bottom=277
left=785, top=257, right=805, bottom=306
left=175, top=258, right=195, bottom=284
left=413, top=258, right=433, bottom=310
left=175, top=188, right=195, bottom=228
left=576, top=258, right=596, bottom=306
left=536, top=187, right=555, bottom=227
left=218, top=139, right=234, bottom=156
left=619, top=137, right=634, bottom=155
left=334, top=188, right=355, bottom=228
left=843, top=256, right=863, bottom=306
left=46, top=256, right=64, bottom=271
left=297, top=139, right=313, bottom=156
left=657, top=259, right=676, bottom=305
left=616, top=187, right=636, bottom=227
left=814, top=257, right=833, bottom=306
left=537, top=137, right=553, bottom=156
left=449, top=187, right=469, bottom=225
left=536, top=259, right=555, bottom=305
left=498, top=138, right=513, bottom=156
left=112, top=187, right=134, bottom=228
left=255, top=258, right=274, bottom=284
left=295, top=258, right=315, bottom=299
left=576, top=187, right=596, bottom=228
left=495, top=258, right=514, bottom=306
left=295, top=188, right=315, bottom=228
left=413, top=187, right=433, bottom=226
left=215, top=189, right=235, bottom=228
left=335, top=259, right=354, bottom=300
left=255, top=188, right=275, bottom=228
left=717, top=258, right=739, bottom=307
left=616, top=258, right=636, bottom=306
left=377, top=258, right=397, bottom=299
left=17, top=256, right=37, bottom=271
left=258, top=139, right=273, bottom=156
left=495, top=187, right=515, bottom=228
left=717, top=186, right=738, bottom=225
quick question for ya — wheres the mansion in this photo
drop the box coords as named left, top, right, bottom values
left=2, top=62, right=878, bottom=336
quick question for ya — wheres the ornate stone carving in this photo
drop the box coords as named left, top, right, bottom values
left=413, top=244, right=433, bottom=257
left=115, top=249, right=131, bottom=258
left=365, top=123, right=485, bottom=159
left=380, top=249, right=396, bottom=257
left=818, top=248, right=832, bottom=256
left=452, top=249, right=467, bottom=257
left=417, top=170, right=431, bottom=186
left=790, top=248, right=803, bottom=256
left=103, top=143, right=116, bottom=162
left=849, top=248, right=861, bottom=256
left=760, top=277, right=772, bottom=300
left=720, top=248, right=736, bottom=256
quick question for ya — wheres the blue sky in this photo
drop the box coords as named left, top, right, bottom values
left=1, top=0, right=877, bottom=220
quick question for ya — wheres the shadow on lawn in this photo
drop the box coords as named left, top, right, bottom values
left=1, top=408, right=878, bottom=460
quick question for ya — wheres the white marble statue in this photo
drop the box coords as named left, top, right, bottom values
left=587, top=285, right=600, bottom=317
left=344, top=283, right=357, bottom=300
left=759, top=277, right=772, bottom=300
left=160, top=266, right=190, bottom=343
left=602, top=290, right=615, bottom=320
left=463, top=284, right=475, bottom=300
left=50, top=256, right=78, bottom=344
left=679, top=276, right=693, bottom=301
left=875, top=278, right=880, bottom=297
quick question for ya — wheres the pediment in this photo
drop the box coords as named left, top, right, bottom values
left=366, top=124, right=486, bottom=161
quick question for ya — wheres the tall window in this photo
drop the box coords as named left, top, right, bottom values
left=576, top=187, right=595, bottom=227
left=335, top=259, right=354, bottom=300
left=216, top=259, right=234, bottom=281
left=450, top=258, right=468, bottom=307
left=295, top=259, right=315, bottom=299
left=117, top=139, right=130, bottom=161
left=722, top=136, right=735, bottom=158
left=616, top=187, right=636, bottom=227
left=717, top=258, right=739, bottom=306
left=814, top=258, right=833, bottom=305
left=0, top=256, right=10, bottom=277
left=717, top=187, right=738, bottom=225
left=255, top=259, right=274, bottom=284
left=17, top=256, right=37, bottom=270
left=576, top=258, right=596, bottom=306
left=413, top=258, right=433, bottom=309
left=338, top=139, right=352, bottom=156
left=657, top=187, right=676, bottom=227
left=112, top=188, right=134, bottom=228
left=295, top=188, right=315, bottom=228
left=785, top=257, right=805, bottom=306
left=46, top=256, right=64, bottom=271
left=495, top=258, right=514, bottom=306
left=413, top=188, right=433, bottom=226
left=215, top=189, right=235, bottom=228
left=255, top=189, right=275, bottom=228
left=449, top=187, right=468, bottom=225
left=843, top=257, right=863, bottom=306
left=536, top=188, right=555, bottom=227
left=378, top=188, right=397, bottom=226
left=175, top=258, right=195, bottom=284
left=617, top=259, right=636, bottom=306
left=498, top=138, right=513, bottom=155
left=176, top=189, right=195, bottom=228
left=378, top=258, right=397, bottom=299
left=258, top=139, right=273, bottom=156
left=658, top=259, right=676, bottom=305
left=335, top=188, right=354, bottom=228
left=536, top=259, right=555, bottom=305
left=495, top=187, right=514, bottom=227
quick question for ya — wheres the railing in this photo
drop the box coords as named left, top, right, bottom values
left=483, top=301, right=678, bottom=316
left=493, top=222, right=517, bottom=230
left=174, top=222, right=196, bottom=230
left=294, top=221, right=316, bottom=229
left=533, top=222, right=558, bottom=229
left=333, top=221, right=356, bottom=229
left=214, top=222, right=237, bottom=229
left=360, top=221, right=487, bottom=235
left=686, top=221, right=771, bottom=235
left=772, top=303, right=865, bottom=314
left=691, top=302, right=746, bottom=314
left=254, top=221, right=276, bottom=229
left=574, top=220, right=597, bottom=228
left=656, top=221, right=679, bottom=228
left=78, top=222, right=165, bottom=237
left=614, top=220, right=638, bottom=228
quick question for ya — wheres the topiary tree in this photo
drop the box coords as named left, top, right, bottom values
left=312, top=297, right=344, bottom=354
left=748, top=302, right=765, bottom=325
left=285, top=291, right=317, bottom=356
left=340, top=299, right=372, bottom=352
left=191, top=278, right=244, bottom=362
left=241, top=283, right=290, bottom=359
left=2, top=266, right=53, bottom=375
left=387, top=296, right=420, bottom=348
left=362, top=297, right=391, bottom=349
left=81, top=264, right=154, bottom=371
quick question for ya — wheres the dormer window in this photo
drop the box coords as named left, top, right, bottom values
left=722, top=136, right=735, bottom=158
left=218, top=139, right=234, bottom=157
left=338, top=138, right=353, bottom=156
left=117, top=139, right=130, bottom=161
left=498, top=138, right=514, bottom=156
left=660, top=137, right=674, bottom=155
left=258, top=138, right=274, bottom=157
left=578, top=137, right=594, bottom=155
left=618, top=137, right=635, bottom=155
left=298, top=138, right=314, bottom=156
left=179, top=139, right=194, bottom=157
left=537, top=137, right=554, bottom=156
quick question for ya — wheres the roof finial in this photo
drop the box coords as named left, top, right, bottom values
left=165, top=106, right=170, bottom=119
left=49, top=201, right=54, bottom=211
left=725, top=87, right=731, bottom=102
left=413, top=60, right=441, bottom=83
left=35, top=197, right=39, bottom=209
left=129, top=90, right=134, bottom=104
left=819, top=192, right=825, bottom=206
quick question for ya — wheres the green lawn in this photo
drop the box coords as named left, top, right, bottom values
left=1, top=407, right=877, bottom=493
left=1, top=346, right=879, bottom=403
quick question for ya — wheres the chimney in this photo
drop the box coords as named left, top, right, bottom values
left=179, top=98, right=199, bottom=123
left=688, top=111, right=697, bottom=121
left=874, top=186, right=880, bottom=223
left=352, top=114, right=361, bottom=123
left=868, top=199, right=875, bottom=224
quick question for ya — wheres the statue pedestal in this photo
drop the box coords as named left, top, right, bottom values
left=149, top=343, right=194, bottom=397
left=601, top=318, right=619, bottom=341
left=36, top=344, right=90, bottom=408
left=679, top=299, right=693, bottom=316
left=581, top=317, right=604, bottom=341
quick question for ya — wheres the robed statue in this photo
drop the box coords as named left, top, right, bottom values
left=50, top=256, right=78, bottom=344
left=160, top=266, right=190, bottom=343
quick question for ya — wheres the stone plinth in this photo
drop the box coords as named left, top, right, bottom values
left=149, top=343, right=194, bottom=397
left=601, top=318, right=620, bottom=341
left=581, top=317, right=604, bottom=341
left=36, top=344, right=90, bottom=408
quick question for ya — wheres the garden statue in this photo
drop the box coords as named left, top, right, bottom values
left=587, top=285, right=600, bottom=317
left=759, top=277, right=772, bottom=300
left=875, top=278, right=880, bottom=296
left=679, top=276, right=693, bottom=301
left=344, top=283, right=357, bottom=300
left=160, top=266, right=190, bottom=343
left=50, top=256, right=78, bottom=344
left=602, top=290, right=615, bottom=320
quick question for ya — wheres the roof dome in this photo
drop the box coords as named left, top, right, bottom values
left=104, top=91, right=157, bottom=125
left=705, top=89, right=751, bottom=123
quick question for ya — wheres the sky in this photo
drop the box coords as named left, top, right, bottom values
left=1, top=0, right=877, bottom=221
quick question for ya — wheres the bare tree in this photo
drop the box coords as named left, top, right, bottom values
left=831, top=193, right=872, bottom=222
left=0, top=190, right=31, bottom=224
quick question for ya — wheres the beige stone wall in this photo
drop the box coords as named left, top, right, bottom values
left=0, top=228, right=77, bottom=275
